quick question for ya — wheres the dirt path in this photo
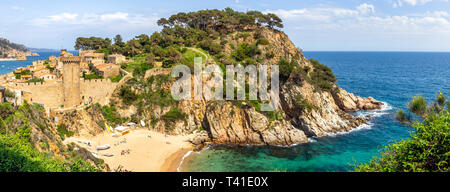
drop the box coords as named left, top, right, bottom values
left=185, top=47, right=214, bottom=65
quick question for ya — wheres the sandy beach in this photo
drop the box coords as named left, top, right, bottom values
left=64, top=129, right=194, bottom=172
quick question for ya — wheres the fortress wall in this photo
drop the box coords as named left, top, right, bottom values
left=8, top=81, right=63, bottom=108
left=144, top=68, right=172, bottom=80
left=80, top=79, right=118, bottom=105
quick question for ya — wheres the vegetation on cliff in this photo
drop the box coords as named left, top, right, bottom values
left=0, top=102, right=102, bottom=172
left=72, top=8, right=362, bottom=145
left=356, top=93, right=449, bottom=172
left=0, top=37, right=28, bottom=58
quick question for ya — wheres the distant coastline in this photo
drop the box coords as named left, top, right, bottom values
left=0, top=58, right=20, bottom=61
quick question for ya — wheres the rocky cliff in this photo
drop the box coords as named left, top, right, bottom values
left=104, top=27, right=383, bottom=147
left=0, top=37, right=29, bottom=58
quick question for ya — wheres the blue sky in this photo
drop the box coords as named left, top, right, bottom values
left=1, top=0, right=450, bottom=51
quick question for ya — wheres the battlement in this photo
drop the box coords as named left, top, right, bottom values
left=10, top=81, right=61, bottom=88
left=82, top=78, right=113, bottom=83
left=61, top=56, right=82, bottom=64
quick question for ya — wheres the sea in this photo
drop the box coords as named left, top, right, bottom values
left=0, top=51, right=78, bottom=75
left=180, top=52, right=450, bottom=172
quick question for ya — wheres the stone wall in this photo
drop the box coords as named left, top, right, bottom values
left=80, top=79, right=118, bottom=106
left=144, top=68, right=171, bottom=80
left=7, top=81, right=64, bottom=108
left=6, top=79, right=119, bottom=109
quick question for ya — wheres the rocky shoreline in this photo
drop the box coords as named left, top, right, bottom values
left=189, top=93, right=384, bottom=148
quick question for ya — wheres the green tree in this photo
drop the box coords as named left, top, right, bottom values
left=114, top=34, right=124, bottom=47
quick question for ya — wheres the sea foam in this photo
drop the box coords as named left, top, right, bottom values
left=177, top=150, right=194, bottom=172
left=326, top=101, right=392, bottom=137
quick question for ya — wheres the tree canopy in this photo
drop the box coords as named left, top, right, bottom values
left=72, top=8, right=285, bottom=72
left=157, top=8, right=283, bottom=30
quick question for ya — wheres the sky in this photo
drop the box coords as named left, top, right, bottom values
left=1, top=0, right=450, bottom=51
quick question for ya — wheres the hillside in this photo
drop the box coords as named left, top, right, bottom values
left=0, top=38, right=29, bottom=58
left=0, top=102, right=107, bottom=171
left=68, top=8, right=384, bottom=147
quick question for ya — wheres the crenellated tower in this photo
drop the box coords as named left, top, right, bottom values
left=61, top=56, right=81, bottom=108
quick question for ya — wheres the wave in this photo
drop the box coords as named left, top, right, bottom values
left=177, top=145, right=212, bottom=172
left=379, top=102, right=393, bottom=111
left=326, top=101, right=392, bottom=137
left=308, top=137, right=318, bottom=143
left=326, top=123, right=374, bottom=137
left=355, top=101, right=392, bottom=119
left=177, top=150, right=194, bottom=172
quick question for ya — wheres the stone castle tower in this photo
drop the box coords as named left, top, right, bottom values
left=61, top=56, right=81, bottom=108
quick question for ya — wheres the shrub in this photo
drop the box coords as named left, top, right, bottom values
left=355, top=110, right=449, bottom=172
left=231, top=43, right=261, bottom=62
left=257, top=38, right=270, bottom=45
left=4, top=89, right=15, bottom=98
left=57, top=124, right=74, bottom=140
left=198, top=40, right=223, bottom=55
left=26, top=78, right=44, bottom=83
left=146, top=89, right=176, bottom=107
left=309, top=59, right=337, bottom=91
left=408, top=95, right=428, bottom=118
left=109, top=75, right=123, bottom=83
left=437, top=92, right=446, bottom=107
left=294, top=95, right=317, bottom=112
left=278, top=58, right=295, bottom=80
left=0, top=103, right=14, bottom=119
left=395, top=109, right=409, bottom=123
left=162, top=107, right=187, bottom=124
left=266, top=52, right=275, bottom=59
left=83, top=73, right=103, bottom=80
left=118, top=86, right=138, bottom=105
left=100, top=105, right=123, bottom=126
left=267, top=111, right=283, bottom=122
left=0, top=134, right=99, bottom=172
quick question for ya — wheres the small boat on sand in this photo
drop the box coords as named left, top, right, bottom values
left=96, top=144, right=111, bottom=150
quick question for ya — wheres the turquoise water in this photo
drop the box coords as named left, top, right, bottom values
left=182, top=52, right=450, bottom=172
left=0, top=51, right=77, bottom=75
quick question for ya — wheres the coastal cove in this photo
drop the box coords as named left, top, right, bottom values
left=1, top=51, right=448, bottom=172
left=180, top=52, right=450, bottom=172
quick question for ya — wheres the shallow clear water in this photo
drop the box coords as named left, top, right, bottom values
left=183, top=52, right=450, bottom=172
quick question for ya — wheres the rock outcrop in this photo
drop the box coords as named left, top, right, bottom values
left=187, top=28, right=384, bottom=145
left=332, top=88, right=383, bottom=112
left=203, top=101, right=307, bottom=146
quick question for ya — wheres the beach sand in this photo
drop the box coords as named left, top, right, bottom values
left=64, top=129, right=194, bottom=172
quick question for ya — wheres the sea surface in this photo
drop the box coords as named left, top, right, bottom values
left=0, top=51, right=78, bottom=75
left=181, top=52, right=450, bottom=172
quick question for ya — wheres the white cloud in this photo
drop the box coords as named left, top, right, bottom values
left=266, top=4, right=375, bottom=22
left=267, top=8, right=358, bottom=23
left=11, top=6, right=24, bottom=11
left=357, top=3, right=375, bottom=15
left=266, top=4, right=450, bottom=34
left=403, top=0, right=432, bottom=6
left=100, top=12, right=129, bottom=21
left=392, top=0, right=448, bottom=7
left=31, top=12, right=158, bottom=28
